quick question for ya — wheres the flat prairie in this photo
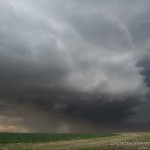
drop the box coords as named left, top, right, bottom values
left=0, top=132, right=150, bottom=150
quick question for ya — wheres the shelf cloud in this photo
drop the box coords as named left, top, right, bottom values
left=0, top=0, right=150, bottom=132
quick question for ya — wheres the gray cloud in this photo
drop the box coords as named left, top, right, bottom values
left=0, top=0, right=150, bottom=132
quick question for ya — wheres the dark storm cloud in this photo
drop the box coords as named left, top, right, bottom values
left=0, top=88, right=143, bottom=132
left=0, top=0, right=150, bottom=132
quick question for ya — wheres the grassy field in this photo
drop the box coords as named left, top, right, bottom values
left=0, top=132, right=150, bottom=150
left=0, top=133, right=114, bottom=143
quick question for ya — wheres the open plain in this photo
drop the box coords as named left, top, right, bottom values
left=0, top=133, right=150, bottom=150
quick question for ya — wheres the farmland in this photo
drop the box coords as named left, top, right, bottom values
left=0, top=133, right=114, bottom=143
left=0, top=132, right=150, bottom=150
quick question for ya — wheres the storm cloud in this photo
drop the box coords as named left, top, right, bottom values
left=0, top=0, right=150, bottom=132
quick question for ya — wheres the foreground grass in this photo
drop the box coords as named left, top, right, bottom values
left=0, top=133, right=114, bottom=143
left=0, top=132, right=150, bottom=150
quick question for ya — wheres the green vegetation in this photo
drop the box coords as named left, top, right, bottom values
left=0, top=133, right=150, bottom=150
left=0, top=133, right=115, bottom=143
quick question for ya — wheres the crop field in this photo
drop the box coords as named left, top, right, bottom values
left=0, top=133, right=114, bottom=143
left=0, top=132, right=150, bottom=150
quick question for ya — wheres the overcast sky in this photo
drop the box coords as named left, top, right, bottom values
left=0, top=0, right=150, bottom=132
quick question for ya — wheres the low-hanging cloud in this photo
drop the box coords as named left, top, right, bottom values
left=0, top=0, right=150, bottom=132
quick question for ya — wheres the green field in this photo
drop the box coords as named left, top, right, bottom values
left=0, top=133, right=114, bottom=143
left=0, top=132, right=150, bottom=150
